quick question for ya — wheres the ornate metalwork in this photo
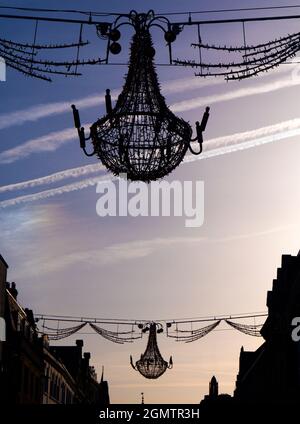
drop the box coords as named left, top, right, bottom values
left=72, top=11, right=210, bottom=182
left=130, top=322, right=173, bottom=379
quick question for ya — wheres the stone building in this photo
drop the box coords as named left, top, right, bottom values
left=0, top=254, right=110, bottom=405
left=234, top=253, right=300, bottom=403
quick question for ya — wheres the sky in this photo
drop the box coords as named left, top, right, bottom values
left=2, top=0, right=300, bottom=404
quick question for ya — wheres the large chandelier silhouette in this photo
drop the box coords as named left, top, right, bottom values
left=130, top=322, right=173, bottom=379
left=72, top=10, right=210, bottom=181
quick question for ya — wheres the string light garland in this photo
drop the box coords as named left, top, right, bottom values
left=89, top=322, right=142, bottom=344
left=174, top=30, right=300, bottom=80
left=0, top=30, right=101, bottom=81
left=2, top=9, right=300, bottom=77
left=225, top=320, right=263, bottom=337
left=36, top=311, right=266, bottom=342
left=40, top=322, right=88, bottom=340
left=35, top=312, right=265, bottom=379
left=166, top=320, right=221, bottom=343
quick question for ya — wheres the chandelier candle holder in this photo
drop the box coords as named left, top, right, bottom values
left=71, top=10, right=210, bottom=182
left=130, top=322, right=173, bottom=379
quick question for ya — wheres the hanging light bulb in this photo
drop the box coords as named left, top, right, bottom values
left=72, top=11, right=210, bottom=182
left=109, top=28, right=121, bottom=41
left=130, top=322, right=173, bottom=379
left=109, top=42, right=121, bottom=54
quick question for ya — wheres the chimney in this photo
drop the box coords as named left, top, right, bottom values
left=76, top=339, right=84, bottom=348
left=25, top=308, right=35, bottom=328
left=83, top=352, right=91, bottom=370
left=84, top=352, right=91, bottom=366
left=9, top=282, right=18, bottom=300
left=76, top=339, right=84, bottom=357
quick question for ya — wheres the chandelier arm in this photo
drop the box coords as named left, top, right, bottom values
left=130, top=355, right=137, bottom=370
left=112, top=12, right=133, bottom=28
left=82, top=146, right=96, bottom=157
left=148, top=16, right=171, bottom=28
left=188, top=106, right=210, bottom=155
left=113, top=21, right=135, bottom=32
left=71, top=104, right=96, bottom=156
left=188, top=141, right=203, bottom=155
left=148, top=23, right=167, bottom=33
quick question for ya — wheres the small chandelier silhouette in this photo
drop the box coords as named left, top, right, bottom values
left=130, top=322, right=173, bottom=379
left=72, top=10, right=210, bottom=182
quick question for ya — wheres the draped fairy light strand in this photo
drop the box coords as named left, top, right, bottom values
left=174, top=29, right=300, bottom=80
left=0, top=28, right=101, bottom=81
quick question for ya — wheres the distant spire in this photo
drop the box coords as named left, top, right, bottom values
left=141, top=392, right=144, bottom=404
left=209, top=376, right=219, bottom=398
left=101, top=365, right=104, bottom=383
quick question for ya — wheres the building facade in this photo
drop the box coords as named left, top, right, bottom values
left=234, top=253, right=300, bottom=403
left=0, top=255, right=110, bottom=405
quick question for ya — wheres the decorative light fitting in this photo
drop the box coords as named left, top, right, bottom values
left=130, top=322, right=173, bottom=379
left=72, top=10, right=210, bottom=182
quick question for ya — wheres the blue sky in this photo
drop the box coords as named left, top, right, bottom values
left=2, top=0, right=300, bottom=403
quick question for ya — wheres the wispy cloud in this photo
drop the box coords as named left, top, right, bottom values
left=18, top=225, right=292, bottom=275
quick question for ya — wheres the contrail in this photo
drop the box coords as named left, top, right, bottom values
left=0, top=127, right=77, bottom=164
left=1, top=119, right=300, bottom=208
left=0, top=93, right=111, bottom=131
left=0, top=123, right=90, bottom=164
left=185, top=126, right=300, bottom=163
left=172, top=76, right=300, bottom=112
left=0, top=77, right=223, bottom=131
left=0, top=174, right=114, bottom=208
left=0, top=163, right=104, bottom=193
left=0, top=64, right=292, bottom=132
left=1, top=69, right=298, bottom=165
left=1, top=117, right=300, bottom=194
